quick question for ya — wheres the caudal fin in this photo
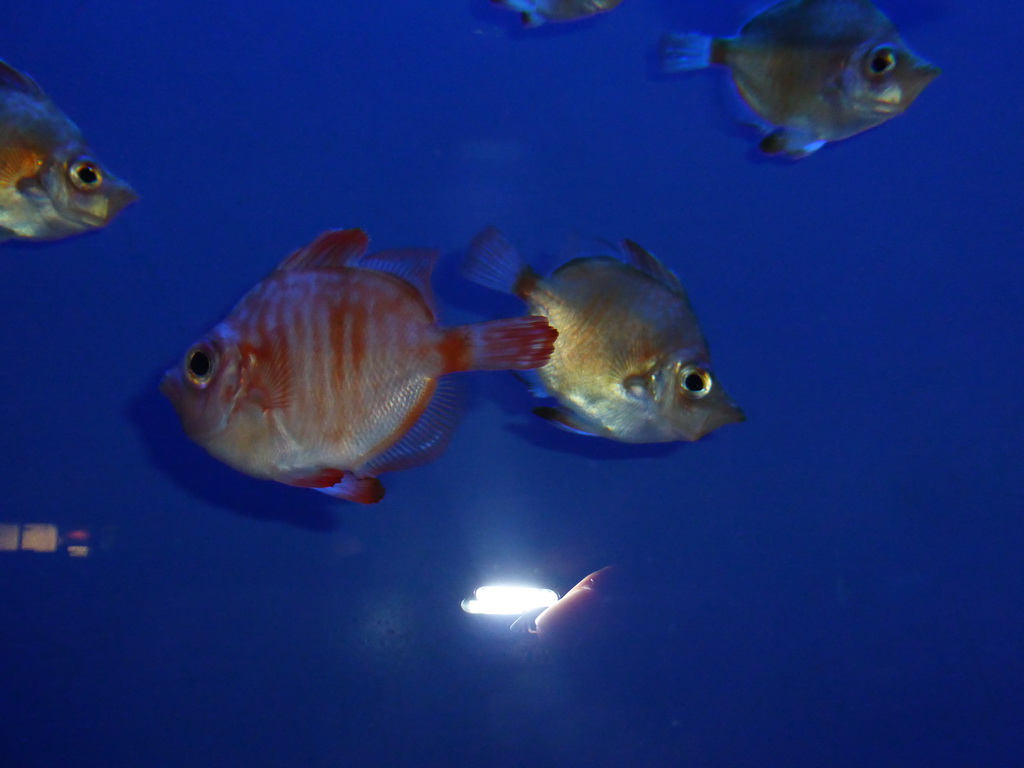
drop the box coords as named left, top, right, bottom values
left=444, top=316, right=557, bottom=372
left=463, top=226, right=534, bottom=297
left=660, top=33, right=714, bottom=72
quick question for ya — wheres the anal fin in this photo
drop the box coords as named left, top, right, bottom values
left=285, top=468, right=385, bottom=504
left=316, top=475, right=386, bottom=505
left=285, top=469, right=345, bottom=488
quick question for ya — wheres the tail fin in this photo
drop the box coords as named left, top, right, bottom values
left=463, top=226, right=533, bottom=297
left=661, top=33, right=714, bottom=72
left=445, top=316, right=557, bottom=372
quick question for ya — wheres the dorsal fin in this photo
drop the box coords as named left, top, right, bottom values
left=0, top=60, right=45, bottom=97
left=620, top=240, right=685, bottom=295
left=358, top=248, right=439, bottom=309
left=278, top=228, right=370, bottom=272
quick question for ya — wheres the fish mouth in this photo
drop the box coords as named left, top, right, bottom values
left=159, top=370, right=180, bottom=401
left=92, top=182, right=139, bottom=224
left=899, top=62, right=942, bottom=104
left=697, top=400, right=745, bottom=439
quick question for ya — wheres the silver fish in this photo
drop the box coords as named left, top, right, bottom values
left=464, top=227, right=744, bottom=443
left=490, top=0, right=625, bottom=27
left=661, top=0, right=940, bottom=158
left=0, top=60, right=136, bottom=242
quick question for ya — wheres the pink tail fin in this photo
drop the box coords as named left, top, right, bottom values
left=444, top=316, right=557, bottom=372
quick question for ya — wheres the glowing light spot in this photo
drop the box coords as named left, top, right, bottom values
left=461, top=585, right=559, bottom=615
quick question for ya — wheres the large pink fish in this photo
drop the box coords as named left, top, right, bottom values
left=161, top=228, right=557, bottom=504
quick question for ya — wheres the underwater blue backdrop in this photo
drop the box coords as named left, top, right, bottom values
left=1, top=1, right=1021, bottom=766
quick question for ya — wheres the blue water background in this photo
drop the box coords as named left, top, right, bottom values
left=1, top=1, right=1021, bottom=766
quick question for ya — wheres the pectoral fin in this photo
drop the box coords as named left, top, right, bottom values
left=316, top=474, right=386, bottom=504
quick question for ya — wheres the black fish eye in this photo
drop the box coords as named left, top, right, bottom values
left=679, top=366, right=712, bottom=398
left=868, top=46, right=897, bottom=75
left=186, top=347, right=215, bottom=386
left=69, top=159, right=103, bottom=190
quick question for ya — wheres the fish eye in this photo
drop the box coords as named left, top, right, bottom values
left=679, top=366, right=712, bottom=399
left=185, top=346, right=216, bottom=387
left=68, top=159, right=103, bottom=191
left=867, top=46, right=897, bottom=76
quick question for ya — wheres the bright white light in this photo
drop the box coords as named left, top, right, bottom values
left=461, top=585, right=559, bottom=615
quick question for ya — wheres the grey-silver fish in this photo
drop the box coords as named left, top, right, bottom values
left=0, top=60, right=136, bottom=242
left=490, top=0, right=625, bottom=27
left=463, top=227, right=744, bottom=443
left=661, top=0, right=940, bottom=158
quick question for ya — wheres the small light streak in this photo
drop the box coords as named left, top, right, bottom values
left=461, top=585, right=559, bottom=615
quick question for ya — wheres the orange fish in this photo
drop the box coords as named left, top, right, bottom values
left=0, top=60, right=136, bottom=242
left=161, top=229, right=557, bottom=504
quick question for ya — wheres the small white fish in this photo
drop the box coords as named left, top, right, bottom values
left=660, top=0, right=940, bottom=158
left=490, top=0, right=625, bottom=27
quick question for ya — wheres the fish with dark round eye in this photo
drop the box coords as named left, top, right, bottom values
left=660, top=0, right=940, bottom=158
left=463, top=227, right=744, bottom=443
left=489, top=0, right=625, bottom=27
left=160, top=228, right=557, bottom=504
left=0, top=59, right=136, bottom=243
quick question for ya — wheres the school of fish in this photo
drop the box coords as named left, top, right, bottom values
left=1, top=0, right=940, bottom=502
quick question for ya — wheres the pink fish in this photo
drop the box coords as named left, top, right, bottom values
left=161, top=228, right=557, bottom=504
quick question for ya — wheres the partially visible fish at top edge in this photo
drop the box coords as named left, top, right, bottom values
left=489, top=0, right=626, bottom=28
